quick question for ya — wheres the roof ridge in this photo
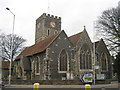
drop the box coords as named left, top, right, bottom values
left=69, top=31, right=83, bottom=46
left=45, top=30, right=64, bottom=49
left=16, top=33, right=59, bottom=59
left=32, top=33, right=58, bottom=47
left=69, top=31, right=83, bottom=38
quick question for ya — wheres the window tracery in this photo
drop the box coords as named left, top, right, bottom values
left=35, top=57, right=40, bottom=74
left=80, top=44, right=92, bottom=69
left=59, top=49, right=67, bottom=71
left=101, top=53, right=107, bottom=71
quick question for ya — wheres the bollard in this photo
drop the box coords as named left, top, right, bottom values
left=85, top=84, right=91, bottom=90
left=34, top=83, right=40, bottom=90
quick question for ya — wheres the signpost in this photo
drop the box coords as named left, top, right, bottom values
left=96, top=74, right=105, bottom=80
left=82, top=74, right=93, bottom=83
left=94, top=65, right=100, bottom=70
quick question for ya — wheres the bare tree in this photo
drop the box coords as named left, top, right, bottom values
left=1, top=34, right=26, bottom=61
left=96, top=2, right=120, bottom=55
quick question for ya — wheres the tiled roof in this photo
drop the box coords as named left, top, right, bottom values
left=16, top=34, right=58, bottom=59
left=16, top=30, right=84, bottom=59
left=69, top=31, right=83, bottom=46
left=2, top=61, right=10, bottom=69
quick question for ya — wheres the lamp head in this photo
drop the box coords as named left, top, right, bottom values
left=6, top=8, right=10, bottom=10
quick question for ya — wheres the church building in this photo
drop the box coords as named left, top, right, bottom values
left=13, top=13, right=112, bottom=82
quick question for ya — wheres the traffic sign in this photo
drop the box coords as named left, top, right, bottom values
left=82, top=74, right=93, bottom=83
left=96, top=74, right=105, bottom=80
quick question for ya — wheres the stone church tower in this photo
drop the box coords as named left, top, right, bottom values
left=35, top=13, right=61, bottom=43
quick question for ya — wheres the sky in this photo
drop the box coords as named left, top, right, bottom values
left=0, top=0, right=119, bottom=46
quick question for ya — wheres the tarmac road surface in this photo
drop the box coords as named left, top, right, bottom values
left=1, top=81, right=120, bottom=90
left=1, top=88, right=120, bottom=90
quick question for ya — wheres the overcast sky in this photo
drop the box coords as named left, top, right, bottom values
left=0, top=0, right=119, bottom=46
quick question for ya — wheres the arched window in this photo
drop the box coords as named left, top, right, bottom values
left=35, top=57, right=40, bottom=74
left=80, top=44, right=92, bottom=69
left=18, top=67, right=22, bottom=78
left=59, top=49, right=67, bottom=71
left=101, top=53, right=107, bottom=71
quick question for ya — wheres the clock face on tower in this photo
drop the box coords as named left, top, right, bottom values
left=50, top=21, right=56, bottom=28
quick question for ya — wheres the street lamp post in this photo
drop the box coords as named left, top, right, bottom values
left=93, top=21, right=96, bottom=85
left=6, top=7, right=15, bottom=85
left=0, top=35, right=3, bottom=83
left=93, top=42, right=96, bottom=85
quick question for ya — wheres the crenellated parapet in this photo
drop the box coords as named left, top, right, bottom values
left=36, top=13, right=61, bottom=24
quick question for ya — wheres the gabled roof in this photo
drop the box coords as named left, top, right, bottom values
left=16, top=33, right=59, bottom=59
left=16, top=28, right=87, bottom=59
left=69, top=31, right=83, bottom=46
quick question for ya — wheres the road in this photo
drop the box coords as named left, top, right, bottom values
left=1, top=81, right=120, bottom=90
left=1, top=88, right=120, bottom=90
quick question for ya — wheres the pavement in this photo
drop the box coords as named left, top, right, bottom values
left=2, top=81, right=120, bottom=90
